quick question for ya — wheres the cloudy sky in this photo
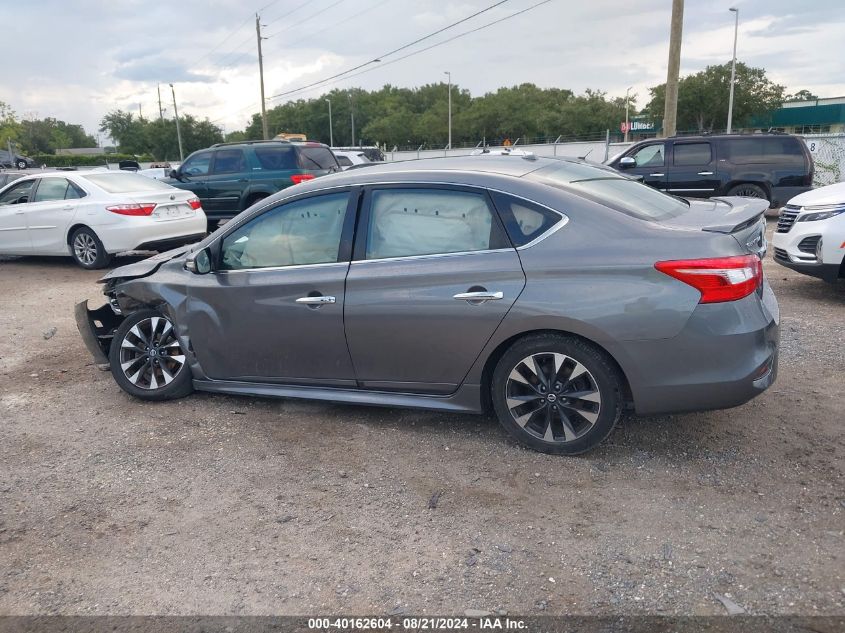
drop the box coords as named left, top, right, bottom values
left=3, top=0, right=845, bottom=142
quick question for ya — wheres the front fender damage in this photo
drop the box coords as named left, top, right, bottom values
left=74, top=300, right=123, bottom=370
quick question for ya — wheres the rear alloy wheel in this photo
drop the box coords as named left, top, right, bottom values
left=491, top=335, right=622, bottom=455
left=70, top=227, right=113, bottom=269
left=727, top=183, right=768, bottom=201
left=109, top=309, right=193, bottom=401
left=16, top=159, right=27, bottom=169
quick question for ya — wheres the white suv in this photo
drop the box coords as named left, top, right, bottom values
left=772, top=182, right=845, bottom=283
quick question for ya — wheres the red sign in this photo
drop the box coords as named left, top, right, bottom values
left=620, top=121, right=630, bottom=133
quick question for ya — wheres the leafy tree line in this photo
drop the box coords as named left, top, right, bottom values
left=98, top=111, right=223, bottom=160
left=0, top=101, right=96, bottom=154
left=1, top=61, right=818, bottom=162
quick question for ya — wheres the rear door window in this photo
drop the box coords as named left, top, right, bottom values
left=364, top=188, right=508, bottom=259
left=299, top=147, right=339, bottom=170
left=673, top=142, right=712, bottom=166
left=254, top=146, right=298, bottom=170
left=33, top=178, right=72, bottom=202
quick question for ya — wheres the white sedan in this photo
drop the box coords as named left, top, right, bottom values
left=0, top=170, right=206, bottom=269
left=772, top=182, right=845, bottom=283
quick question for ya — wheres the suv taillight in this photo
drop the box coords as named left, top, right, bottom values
left=106, top=203, right=157, bottom=216
left=290, top=174, right=315, bottom=184
left=655, top=255, right=762, bottom=303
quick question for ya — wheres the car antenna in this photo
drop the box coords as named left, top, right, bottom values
left=578, top=148, right=593, bottom=161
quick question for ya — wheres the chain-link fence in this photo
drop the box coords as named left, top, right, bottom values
left=802, top=134, right=845, bottom=187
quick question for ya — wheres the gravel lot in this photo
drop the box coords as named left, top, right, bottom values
left=0, top=220, right=843, bottom=617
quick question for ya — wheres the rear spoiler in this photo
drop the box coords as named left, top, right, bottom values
left=701, top=197, right=769, bottom=234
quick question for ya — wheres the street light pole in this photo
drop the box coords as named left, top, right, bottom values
left=444, top=71, right=452, bottom=150
left=727, top=7, right=739, bottom=134
left=325, top=98, right=333, bottom=147
left=169, top=83, right=184, bottom=161
left=624, top=86, right=632, bottom=143
left=348, top=92, right=355, bottom=147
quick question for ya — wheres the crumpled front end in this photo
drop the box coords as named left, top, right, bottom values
left=74, top=299, right=124, bottom=370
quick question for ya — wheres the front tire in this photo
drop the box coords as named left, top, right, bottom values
left=491, top=334, right=622, bottom=455
left=16, top=159, right=27, bottom=169
left=70, top=227, right=113, bottom=269
left=109, top=309, right=194, bottom=401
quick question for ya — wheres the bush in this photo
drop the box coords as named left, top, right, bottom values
left=30, top=153, right=154, bottom=167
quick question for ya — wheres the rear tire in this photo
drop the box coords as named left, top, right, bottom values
left=109, top=309, right=193, bottom=401
left=727, top=183, right=769, bottom=202
left=69, top=227, right=113, bottom=269
left=491, top=334, right=622, bottom=455
left=16, top=159, right=26, bottom=169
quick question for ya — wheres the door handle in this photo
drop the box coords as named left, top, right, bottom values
left=453, top=291, right=503, bottom=303
left=295, top=295, right=336, bottom=305
left=649, top=173, right=665, bottom=177
left=62, top=204, right=73, bottom=210
left=697, top=171, right=714, bottom=176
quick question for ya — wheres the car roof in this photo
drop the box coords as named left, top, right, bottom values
left=286, top=155, right=618, bottom=192
left=635, top=133, right=800, bottom=144
left=209, top=140, right=331, bottom=150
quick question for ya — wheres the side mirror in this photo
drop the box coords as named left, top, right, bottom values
left=618, top=156, right=636, bottom=169
left=169, top=168, right=181, bottom=180
left=185, top=248, right=212, bottom=274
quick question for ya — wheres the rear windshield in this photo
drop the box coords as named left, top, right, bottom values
left=81, top=172, right=174, bottom=193
left=299, top=147, right=338, bottom=170
left=527, top=162, right=689, bottom=221
left=721, top=137, right=804, bottom=164
left=254, top=146, right=298, bottom=170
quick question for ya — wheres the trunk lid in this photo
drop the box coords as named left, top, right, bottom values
left=658, top=196, right=769, bottom=257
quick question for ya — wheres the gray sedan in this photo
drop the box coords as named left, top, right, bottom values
left=76, top=155, right=779, bottom=455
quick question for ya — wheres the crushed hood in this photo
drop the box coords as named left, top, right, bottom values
left=98, top=246, right=193, bottom=283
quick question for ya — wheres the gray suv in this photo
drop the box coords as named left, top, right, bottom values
left=77, top=155, right=778, bottom=455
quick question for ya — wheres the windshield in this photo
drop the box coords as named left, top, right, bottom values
left=81, top=172, right=176, bottom=193
left=527, top=162, right=689, bottom=221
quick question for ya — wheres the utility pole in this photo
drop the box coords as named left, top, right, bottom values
left=662, top=0, right=684, bottom=138
left=325, top=98, right=333, bottom=146
left=157, top=84, right=164, bottom=120
left=624, top=86, right=632, bottom=143
left=256, top=13, right=269, bottom=140
left=139, top=103, right=143, bottom=121
left=169, top=83, right=184, bottom=161
left=727, top=7, right=739, bottom=134
left=444, top=71, right=452, bottom=150
left=348, top=92, right=355, bottom=146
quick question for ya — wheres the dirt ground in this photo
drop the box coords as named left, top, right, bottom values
left=0, top=220, right=843, bottom=617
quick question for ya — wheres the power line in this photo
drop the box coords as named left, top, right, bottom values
left=265, top=0, right=347, bottom=37
left=192, top=0, right=284, bottom=69
left=267, top=0, right=513, bottom=101
left=211, top=0, right=551, bottom=125
left=262, top=0, right=311, bottom=28
left=270, top=0, right=391, bottom=51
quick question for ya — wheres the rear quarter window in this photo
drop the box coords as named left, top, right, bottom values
left=299, top=147, right=338, bottom=170
left=721, top=137, right=804, bottom=164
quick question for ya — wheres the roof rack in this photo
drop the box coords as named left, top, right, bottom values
left=210, top=139, right=292, bottom=148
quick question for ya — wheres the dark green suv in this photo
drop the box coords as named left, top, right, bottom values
left=165, top=140, right=340, bottom=226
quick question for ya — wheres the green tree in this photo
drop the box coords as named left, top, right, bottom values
left=786, top=89, right=818, bottom=102
left=0, top=101, right=22, bottom=150
left=645, top=62, right=784, bottom=132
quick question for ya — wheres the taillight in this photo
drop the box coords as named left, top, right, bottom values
left=187, top=197, right=202, bottom=210
left=655, top=255, right=762, bottom=303
left=290, top=174, right=315, bottom=184
left=106, top=203, right=157, bottom=216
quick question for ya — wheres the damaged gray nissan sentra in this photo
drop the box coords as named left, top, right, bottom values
left=76, top=155, right=779, bottom=455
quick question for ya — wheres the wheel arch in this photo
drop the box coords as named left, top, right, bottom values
left=478, top=328, right=634, bottom=415
left=66, top=222, right=93, bottom=246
